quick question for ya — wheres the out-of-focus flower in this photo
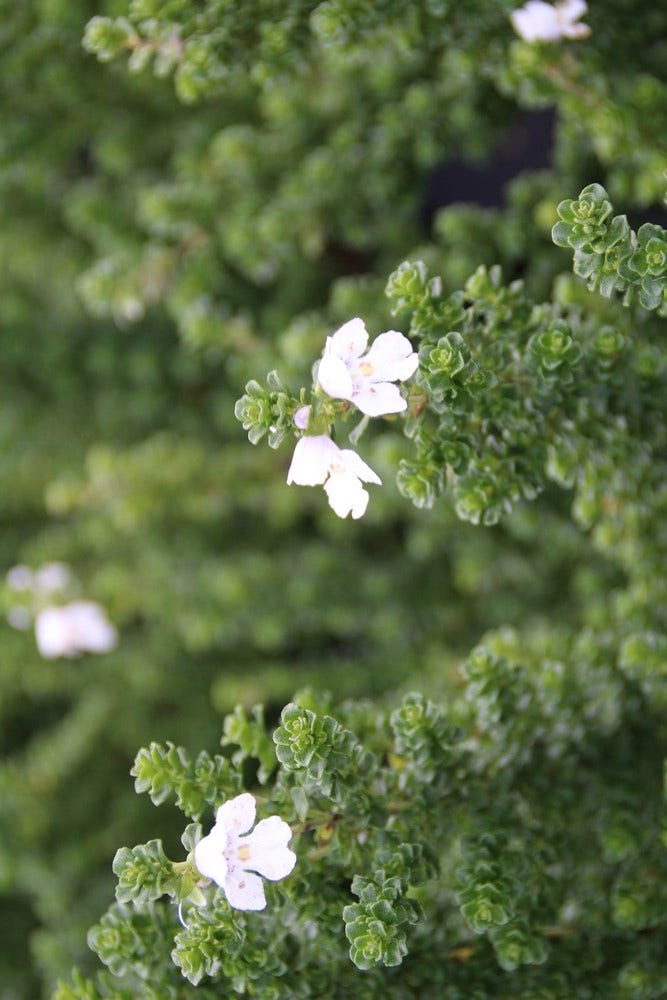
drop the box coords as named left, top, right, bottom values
left=317, top=318, right=418, bottom=416
left=287, top=434, right=381, bottom=519
left=511, top=0, right=590, bottom=41
left=34, top=562, right=72, bottom=594
left=6, top=565, right=34, bottom=591
left=35, top=601, right=118, bottom=659
left=194, top=792, right=296, bottom=911
left=7, top=607, right=31, bottom=630
left=6, top=561, right=71, bottom=595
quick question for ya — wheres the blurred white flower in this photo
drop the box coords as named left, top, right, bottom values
left=6, top=565, right=34, bottom=591
left=7, top=607, right=31, bottom=630
left=511, top=0, right=590, bottom=41
left=34, top=562, right=72, bottom=595
left=317, top=318, right=418, bottom=416
left=6, top=561, right=71, bottom=595
left=287, top=434, right=381, bottom=519
left=194, top=792, right=296, bottom=911
left=35, top=601, right=118, bottom=659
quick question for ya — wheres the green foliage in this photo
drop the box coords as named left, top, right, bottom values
left=386, top=255, right=667, bottom=535
left=87, top=901, right=181, bottom=980
left=112, top=841, right=181, bottom=904
left=234, top=371, right=300, bottom=448
left=58, top=633, right=667, bottom=993
left=221, top=704, right=277, bottom=785
left=274, top=702, right=377, bottom=810
left=388, top=263, right=569, bottom=520
left=131, top=742, right=238, bottom=818
left=343, top=853, right=424, bottom=970
left=456, top=831, right=552, bottom=970
left=390, top=692, right=464, bottom=784
left=553, top=183, right=667, bottom=309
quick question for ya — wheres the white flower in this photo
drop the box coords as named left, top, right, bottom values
left=6, top=565, right=34, bottom=591
left=193, top=792, right=296, bottom=911
left=6, top=561, right=71, bottom=595
left=7, top=607, right=31, bottom=630
left=287, top=434, right=381, bottom=519
left=34, top=601, right=118, bottom=659
left=317, top=318, right=418, bottom=417
left=34, top=562, right=72, bottom=595
left=511, top=0, right=590, bottom=41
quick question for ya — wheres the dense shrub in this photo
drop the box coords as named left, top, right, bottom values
left=0, top=1, right=665, bottom=997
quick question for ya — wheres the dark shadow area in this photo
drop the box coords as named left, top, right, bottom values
left=421, top=108, right=557, bottom=223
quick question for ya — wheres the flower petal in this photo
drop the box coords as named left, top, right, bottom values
left=563, top=20, right=590, bottom=37
left=35, top=608, right=74, bottom=659
left=193, top=826, right=229, bottom=887
left=349, top=489, right=370, bottom=519
left=329, top=318, right=368, bottom=360
left=287, top=435, right=339, bottom=486
left=364, top=355, right=419, bottom=385
left=511, top=1, right=560, bottom=39
left=35, top=562, right=72, bottom=594
left=7, top=607, right=31, bottom=630
left=560, top=0, right=587, bottom=18
left=359, top=354, right=418, bottom=385
left=362, top=331, right=419, bottom=382
left=223, top=866, right=267, bottom=911
left=337, top=449, right=382, bottom=485
left=351, top=382, right=408, bottom=416
left=6, top=565, right=34, bottom=591
left=216, top=792, right=256, bottom=836
left=324, top=470, right=370, bottom=519
left=67, top=601, right=118, bottom=653
left=317, top=354, right=354, bottom=400
left=241, top=816, right=297, bottom=880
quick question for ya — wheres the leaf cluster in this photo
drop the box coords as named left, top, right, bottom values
left=553, top=183, right=667, bottom=311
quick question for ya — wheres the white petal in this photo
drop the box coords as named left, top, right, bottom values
left=317, top=354, right=354, bottom=400
left=33, top=599, right=116, bottom=659
left=366, top=330, right=415, bottom=368
left=337, top=449, right=382, bottom=485
left=193, top=826, right=229, bottom=886
left=67, top=601, right=118, bottom=653
left=511, top=1, right=560, bottom=39
left=35, top=562, right=71, bottom=594
left=287, top=435, right=340, bottom=486
left=7, top=607, right=31, bottom=630
left=6, top=565, right=34, bottom=591
left=522, top=0, right=558, bottom=16
left=364, top=355, right=419, bottom=385
left=358, top=353, right=418, bottom=385
left=363, top=332, right=419, bottom=382
left=324, top=470, right=370, bottom=519
left=223, top=866, right=266, bottom=911
left=348, top=488, right=370, bottom=519
left=509, top=11, right=534, bottom=40
left=328, top=318, right=368, bottom=360
left=351, top=382, right=408, bottom=417
left=563, top=20, right=589, bottom=37
left=216, top=792, right=256, bottom=836
left=35, top=607, right=77, bottom=659
left=240, top=816, right=297, bottom=880
left=560, top=0, right=587, bottom=19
